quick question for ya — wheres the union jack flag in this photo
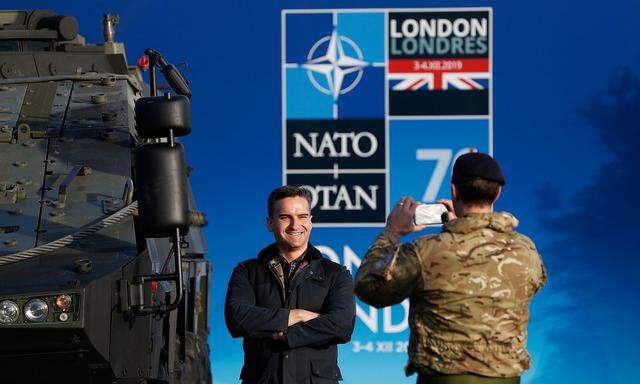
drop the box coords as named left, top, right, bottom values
left=388, top=58, right=489, bottom=91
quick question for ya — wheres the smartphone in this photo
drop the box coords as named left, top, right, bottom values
left=413, top=203, right=448, bottom=226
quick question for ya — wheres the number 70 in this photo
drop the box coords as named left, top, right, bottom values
left=416, top=148, right=477, bottom=202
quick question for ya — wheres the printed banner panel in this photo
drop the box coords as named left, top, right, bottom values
left=282, top=10, right=492, bottom=382
left=389, top=119, right=491, bottom=206
left=388, top=11, right=491, bottom=116
left=285, top=12, right=386, bottom=120
left=283, top=8, right=492, bottom=226
left=284, top=11, right=389, bottom=225
left=286, top=119, right=385, bottom=170
left=288, top=172, right=386, bottom=224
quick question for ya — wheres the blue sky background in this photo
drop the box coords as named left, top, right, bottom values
left=13, top=0, right=640, bottom=382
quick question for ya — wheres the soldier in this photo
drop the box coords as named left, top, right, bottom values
left=355, top=153, right=546, bottom=384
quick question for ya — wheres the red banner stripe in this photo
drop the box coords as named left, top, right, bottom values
left=389, top=58, right=489, bottom=73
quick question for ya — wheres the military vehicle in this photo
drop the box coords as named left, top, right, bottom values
left=0, top=10, right=211, bottom=383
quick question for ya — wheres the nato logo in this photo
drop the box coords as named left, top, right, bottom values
left=284, top=12, right=385, bottom=119
left=304, top=30, right=368, bottom=101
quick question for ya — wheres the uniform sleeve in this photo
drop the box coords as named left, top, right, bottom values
left=531, top=250, right=547, bottom=294
left=519, top=234, right=547, bottom=294
left=224, top=263, right=290, bottom=339
left=354, top=230, right=423, bottom=308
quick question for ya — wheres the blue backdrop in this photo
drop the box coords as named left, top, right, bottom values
left=14, top=1, right=640, bottom=383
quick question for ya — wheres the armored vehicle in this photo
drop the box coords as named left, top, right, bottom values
left=0, top=10, right=211, bottom=383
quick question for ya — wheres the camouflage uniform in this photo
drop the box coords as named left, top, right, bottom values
left=355, top=212, right=546, bottom=378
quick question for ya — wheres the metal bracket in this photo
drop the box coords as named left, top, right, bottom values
left=16, top=123, right=30, bottom=142
left=120, top=228, right=185, bottom=316
left=0, top=125, right=13, bottom=143
left=117, top=278, right=144, bottom=312
left=0, top=183, right=27, bottom=204
left=100, top=179, right=132, bottom=214
left=122, top=178, right=134, bottom=205
left=56, top=165, right=91, bottom=207
left=117, top=279, right=131, bottom=311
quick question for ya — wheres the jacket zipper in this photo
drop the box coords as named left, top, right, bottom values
left=268, top=258, right=316, bottom=307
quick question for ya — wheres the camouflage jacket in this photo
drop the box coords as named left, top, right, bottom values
left=354, top=212, right=546, bottom=378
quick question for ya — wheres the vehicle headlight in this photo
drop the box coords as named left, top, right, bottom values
left=0, top=300, right=19, bottom=324
left=55, top=294, right=72, bottom=310
left=24, top=299, right=49, bottom=322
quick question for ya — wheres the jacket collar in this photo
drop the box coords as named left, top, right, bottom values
left=443, top=211, right=519, bottom=234
left=257, top=242, right=323, bottom=263
left=258, top=243, right=326, bottom=283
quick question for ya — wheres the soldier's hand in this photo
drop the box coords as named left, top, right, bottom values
left=386, top=196, right=427, bottom=237
left=437, top=199, right=457, bottom=222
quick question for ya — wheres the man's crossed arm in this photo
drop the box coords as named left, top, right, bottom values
left=225, top=262, right=355, bottom=348
left=284, top=266, right=355, bottom=348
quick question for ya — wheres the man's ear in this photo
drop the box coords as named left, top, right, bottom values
left=265, top=217, right=274, bottom=232
left=451, top=183, right=458, bottom=201
left=494, top=186, right=502, bottom=203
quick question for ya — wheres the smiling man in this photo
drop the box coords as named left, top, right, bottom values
left=225, top=186, right=355, bottom=384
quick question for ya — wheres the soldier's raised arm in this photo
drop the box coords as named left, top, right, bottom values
left=354, top=231, right=425, bottom=307
left=355, top=197, right=426, bottom=307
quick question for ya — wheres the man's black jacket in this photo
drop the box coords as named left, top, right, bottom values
left=225, top=244, right=356, bottom=384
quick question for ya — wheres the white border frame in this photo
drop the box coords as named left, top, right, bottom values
left=281, top=7, right=493, bottom=227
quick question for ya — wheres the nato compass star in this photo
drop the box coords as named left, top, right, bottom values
left=303, top=30, right=369, bottom=101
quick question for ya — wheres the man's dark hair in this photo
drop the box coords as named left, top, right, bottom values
left=267, top=186, right=313, bottom=217
left=453, top=177, right=501, bottom=205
